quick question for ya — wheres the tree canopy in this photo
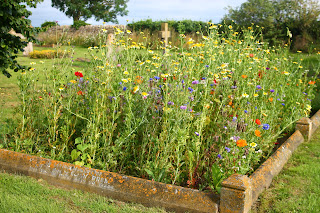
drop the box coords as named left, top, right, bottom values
left=223, top=0, right=320, bottom=48
left=51, top=0, right=129, bottom=23
left=0, top=0, right=43, bottom=78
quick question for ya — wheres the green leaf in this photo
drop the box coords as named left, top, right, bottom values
left=71, top=149, right=81, bottom=160
left=75, top=137, right=82, bottom=144
left=77, top=144, right=89, bottom=152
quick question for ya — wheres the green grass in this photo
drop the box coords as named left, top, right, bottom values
left=250, top=128, right=320, bottom=213
left=0, top=172, right=167, bottom=213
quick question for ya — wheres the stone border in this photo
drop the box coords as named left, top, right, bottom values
left=1, top=110, right=319, bottom=213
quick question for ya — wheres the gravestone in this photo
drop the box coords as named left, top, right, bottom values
left=159, top=23, right=171, bottom=53
left=8, top=29, right=33, bottom=56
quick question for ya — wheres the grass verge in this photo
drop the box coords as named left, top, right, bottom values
left=251, top=128, right=320, bottom=212
left=0, top=171, right=167, bottom=213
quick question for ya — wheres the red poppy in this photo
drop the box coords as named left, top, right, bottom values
left=255, top=119, right=261, bottom=125
left=75, top=71, right=83, bottom=77
left=77, top=91, right=84, bottom=95
left=249, top=53, right=254, bottom=57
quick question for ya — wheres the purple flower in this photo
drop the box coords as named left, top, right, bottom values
left=225, top=147, right=231, bottom=152
left=232, top=116, right=237, bottom=122
left=195, top=132, right=199, bottom=136
left=262, top=124, right=270, bottom=130
left=189, top=96, right=194, bottom=101
left=281, top=103, right=285, bottom=106
left=149, top=78, right=153, bottom=81
left=244, top=110, right=248, bottom=113
left=270, top=89, right=275, bottom=93
left=266, top=67, right=270, bottom=70
left=192, top=80, right=199, bottom=84
left=180, top=105, right=187, bottom=110
left=231, top=85, right=237, bottom=89
left=205, top=65, right=209, bottom=68
left=181, top=80, right=185, bottom=84
left=188, top=87, right=194, bottom=93
left=256, top=85, right=262, bottom=89
left=168, top=101, right=174, bottom=105
left=123, top=87, right=127, bottom=91
left=154, top=76, right=160, bottom=80
left=201, top=77, right=206, bottom=80
left=217, top=154, right=223, bottom=159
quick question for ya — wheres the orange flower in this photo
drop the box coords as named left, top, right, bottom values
left=268, top=97, right=273, bottom=102
left=241, top=75, right=248, bottom=79
left=228, top=101, right=233, bottom=106
left=135, top=76, right=143, bottom=84
left=236, top=139, right=247, bottom=147
left=255, top=129, right=261, bottom=137
left=308, top=81, right=316, bottom=85
left=255, top=119, right=261, bottom=125
left=249, top=53, right=254, bottom=57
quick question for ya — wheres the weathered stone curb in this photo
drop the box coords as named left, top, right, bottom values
left=0, top=149, right=219, bottom=213
left=220, top=110, right=320, bottom=213
left=1, top=111, right=319, bottom=213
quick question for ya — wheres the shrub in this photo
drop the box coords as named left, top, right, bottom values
left=29, top=49, right=71, bottom=59
left=71, top=20, right=90, bottom=30
left=41, top=21, right=59, bottom=32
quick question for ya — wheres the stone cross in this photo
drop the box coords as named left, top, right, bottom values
left=159, top=23, right=171, bottom=49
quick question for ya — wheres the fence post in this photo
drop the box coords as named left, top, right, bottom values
left=220, top=174, right=252, bottom=213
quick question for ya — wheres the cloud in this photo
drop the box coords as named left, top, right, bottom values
left=28, top=0, right=246, bottom=27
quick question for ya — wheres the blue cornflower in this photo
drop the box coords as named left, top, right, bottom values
left=123, top=87, right=127, bottom=91
left=262, top=124, right=270, bottom=130
left=225, top=147, right=231, bottom=152
left=188, top=87, right=194, bottom=93
left=217, top=154, right=223, bottom=159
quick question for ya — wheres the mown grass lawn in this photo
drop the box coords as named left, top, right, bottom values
left=251, top=128, right=320, bottom=213
left=0, top=172, right=168, bottom=213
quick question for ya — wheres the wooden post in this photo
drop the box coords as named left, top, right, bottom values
left=159, top=23, right=171, bottom=53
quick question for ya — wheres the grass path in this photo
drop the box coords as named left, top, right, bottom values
left=1, top=128, right=319, bottom=212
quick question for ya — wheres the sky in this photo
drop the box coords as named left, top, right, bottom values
left=27, top=0, right=247, bottom=27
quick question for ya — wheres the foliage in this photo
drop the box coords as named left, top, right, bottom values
left=41, top=21, right=59, bottom=31
left=51, top=0, right=129, bottom=23
left=224, top=0, right=320, bottom=51
left=9, top=24, right=319, bottom=193
left=127, top=19, right=210, bottom=35
left=0, top=0, right=43, bottom=78
left=29, top=49, right=72, bottom=59
left=71, top=20, right=90, bottom=30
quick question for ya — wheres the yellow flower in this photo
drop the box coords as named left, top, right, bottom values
left=70, top=80, right=77, bottom=84
left=122, top=79, right=128, bottom=83
left=283, top=71, right=290, bottom=75
left=242, top=93, right=249, bottom=98
left=253, top=93, right=259, bottom=97
left=250, top=142, right=257, bottom=148
left=141, top=92, right=149, bottom=97
left=123, top=71, right=129, bottom=75
left=59, top=87, right=64, bottom=91
left=30, top=62, right=36, bottom=65
left=133, top=86, right=139, bottom=93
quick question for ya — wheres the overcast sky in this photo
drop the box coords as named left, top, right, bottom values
left=28, top=0, right=247, bottom=27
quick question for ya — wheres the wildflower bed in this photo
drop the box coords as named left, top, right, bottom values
left=9, top=24, right=317, bottom=193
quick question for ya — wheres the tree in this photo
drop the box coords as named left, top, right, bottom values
left=0, top=0, right=43, bottom=78
left=51, top=0, right=129, bottom=23
left=223, top=0, right=320, bottom=47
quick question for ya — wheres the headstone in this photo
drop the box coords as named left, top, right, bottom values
left=8, top=29, right=33, bottom=56
left=23, top=42, right=33, bottom=56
